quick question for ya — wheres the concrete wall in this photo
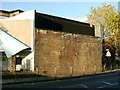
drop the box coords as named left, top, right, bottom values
left=0, top=20, right=32, bottom=48
left=95, top=25, right=102, bottom=37
left=35, top=29, right=102, bottom=77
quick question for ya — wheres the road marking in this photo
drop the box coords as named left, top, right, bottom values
left=103, top=81, right=112, bottom=85
left=59, top=84, right=88, bottom=88
left=80, top=84, right=88, bottom=88
left=97, top=83, right=118, bottom=88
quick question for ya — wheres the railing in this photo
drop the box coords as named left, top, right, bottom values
left=102, top=61, right=120, bottom=72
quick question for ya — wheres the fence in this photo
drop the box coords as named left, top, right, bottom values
left=102, top=60, right=120, bottom=72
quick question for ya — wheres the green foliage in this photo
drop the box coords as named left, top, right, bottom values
left=86, top=3, right=120, bottom=55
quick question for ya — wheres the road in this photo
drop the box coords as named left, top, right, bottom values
left=2, top=71, right=120, bottom=89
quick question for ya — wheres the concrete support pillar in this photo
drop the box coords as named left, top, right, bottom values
left=9, top=55, right=16, bottom=74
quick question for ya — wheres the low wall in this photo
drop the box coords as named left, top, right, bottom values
left=35, top=29, right=102, bottom=77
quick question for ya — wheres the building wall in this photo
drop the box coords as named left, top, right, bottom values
left=0, top=20, right=32, bottom=48
left=35, top=13, right=95, bottom=36
left=0, top=12, right=9, bottom=17
left=35, top=29, right=102, bottom=77
left=95, top=25, right=102, bottom=37
left=0, top=10, right=23, bottom=18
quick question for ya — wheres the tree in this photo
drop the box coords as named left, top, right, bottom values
left=86, top=3, right=120, bottom=56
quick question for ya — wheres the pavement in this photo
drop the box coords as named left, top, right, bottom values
left=2, top=69, right=120, bottom=85
left=2, top=76, right=57, bottom=85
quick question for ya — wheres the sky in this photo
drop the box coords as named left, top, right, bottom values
left=0, top=1, right=119, bottom=22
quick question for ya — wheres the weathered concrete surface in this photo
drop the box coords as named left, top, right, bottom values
left=35, top=29, right=102, bottom=77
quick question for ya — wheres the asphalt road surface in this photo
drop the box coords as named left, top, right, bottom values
left=2, top=71, right=120, bottom=89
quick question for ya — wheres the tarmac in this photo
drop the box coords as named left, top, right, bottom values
left=2, top=76, right=57, bottom=85
left=1, top=69, right=120, bottom=85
